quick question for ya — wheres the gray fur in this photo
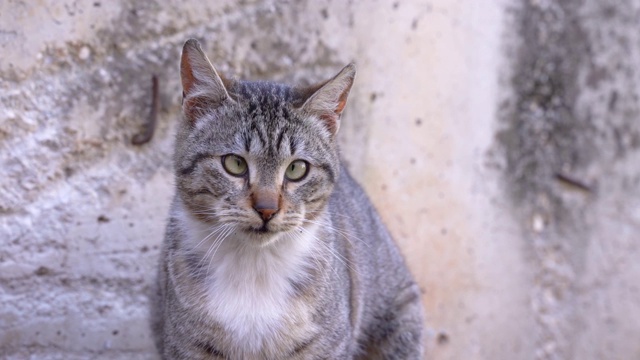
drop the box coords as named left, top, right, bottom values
left=153, top=39, right=424, bottom=359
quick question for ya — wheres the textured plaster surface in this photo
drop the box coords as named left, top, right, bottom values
left=497, top=1, right=640, bottom=359
left=1, top=1, right=640, bottom=359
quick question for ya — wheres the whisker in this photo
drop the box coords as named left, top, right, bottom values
left=306, top=209, right=353, bottom=220
left=195, top=224, right=232, bottom=272
left=192, top=223, right=229, bottom=251
left=205, top=225, right=235, bottom=276
left=303, top=218, right=371, bottom=248
left=288, top=229, right=333, bottom=281
left=298, top=226, right=362, bottom=277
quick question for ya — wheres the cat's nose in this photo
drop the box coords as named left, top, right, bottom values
left=252, top=192, right=280, bottom=221
left=254, top=206, right=278, bottom=221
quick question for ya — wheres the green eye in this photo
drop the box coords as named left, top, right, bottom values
left=285, top=160, right=308, bottom=181
left=222, top=155, right=248, bottom=176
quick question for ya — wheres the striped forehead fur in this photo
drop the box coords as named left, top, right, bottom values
left=176, top=80, right=340, bottom=182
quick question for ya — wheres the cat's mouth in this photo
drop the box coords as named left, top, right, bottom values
left=245, top=219, right=288, bottom=236
left=247, top=224, right=272, bottom=234
left=242, top=223, right=289, bottom=247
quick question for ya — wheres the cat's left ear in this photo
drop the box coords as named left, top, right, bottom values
left=299, top=63, right=356, bottom=137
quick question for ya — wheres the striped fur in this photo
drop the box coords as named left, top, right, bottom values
left=153, top=39, right=424, bottom=359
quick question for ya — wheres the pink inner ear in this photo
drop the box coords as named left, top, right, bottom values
left=181, top=52, right=197, bottom=95
left=335, top=98, right=347, bottom=115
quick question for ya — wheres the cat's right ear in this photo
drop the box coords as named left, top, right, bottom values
left=180, top=39, right=231, bottom=123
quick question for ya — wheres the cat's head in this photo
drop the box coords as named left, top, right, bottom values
left=174, top=39, right=355, bottom=245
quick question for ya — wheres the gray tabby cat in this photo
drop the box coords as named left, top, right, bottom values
left=154, top=39, right=424, bottom=359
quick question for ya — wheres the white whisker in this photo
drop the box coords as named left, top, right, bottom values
left=303, top=218, right=371, bottom=248
left=194, top=224, right=233, bottom=273
left=205, top=225, right=235, bottom=276
left=298, top=226, right=362, bottom=277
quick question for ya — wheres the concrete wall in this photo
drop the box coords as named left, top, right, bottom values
left=1, top=1, right=639, bottom=359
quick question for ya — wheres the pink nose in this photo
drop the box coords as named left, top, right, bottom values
left=254, top=206, right=278, bottom=221
left=252, top=191, right=279, bottom=221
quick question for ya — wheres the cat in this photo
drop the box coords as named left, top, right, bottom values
left=153, top=38, right=424, bottom=360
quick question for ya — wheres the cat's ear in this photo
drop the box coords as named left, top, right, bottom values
left=180, top=39, right=232, bottom=122
left=299, top=63, right=356, bottom=136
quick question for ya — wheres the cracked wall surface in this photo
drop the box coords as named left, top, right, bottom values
left=1, top=1, right=640, bottom=359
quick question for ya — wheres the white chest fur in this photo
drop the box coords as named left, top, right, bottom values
left=180, top=211, right=318, bottom=353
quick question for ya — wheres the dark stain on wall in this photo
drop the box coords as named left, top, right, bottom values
left=496, top=1, right=640, bottom=358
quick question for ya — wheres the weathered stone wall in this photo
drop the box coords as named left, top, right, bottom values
left=498, top=1, right=640, bottom=359
left=1, top=1, right=639, bottom=359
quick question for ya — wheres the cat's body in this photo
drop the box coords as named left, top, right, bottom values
left=154, top=39, right=424, bottom=359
